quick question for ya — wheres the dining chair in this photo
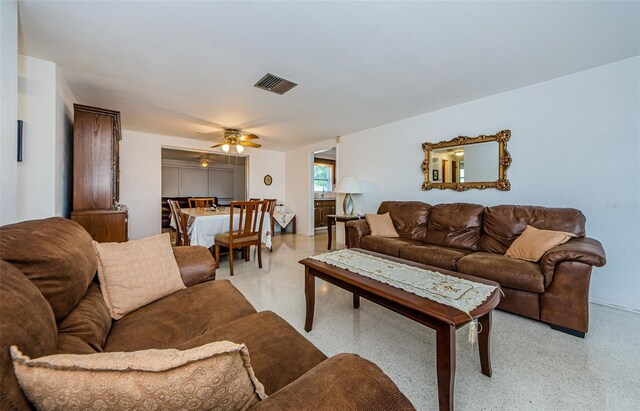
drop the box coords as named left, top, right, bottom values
left=214, top=200, right=267, bottom=276
left=264, top=199, right=277, bottom=251
left=188, top=197, right=217, bottom=209
left=167, top=199, right=190, bottom=246
left=249, top=198, right=261, bottom=202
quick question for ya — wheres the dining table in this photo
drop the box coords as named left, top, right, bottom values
left=170, top=207, right=272, bottom=249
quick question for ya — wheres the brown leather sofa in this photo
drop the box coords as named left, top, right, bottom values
left=0, top=217, right=413, bottom=410
left=347, top=201, right=606, bottom=337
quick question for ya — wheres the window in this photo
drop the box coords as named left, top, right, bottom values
left=314, top=163, right=333, bottom=192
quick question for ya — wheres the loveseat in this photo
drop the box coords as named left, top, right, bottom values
left=0, top=217, right=413, bottom=410
left=347, top=202, right=606, bottom=337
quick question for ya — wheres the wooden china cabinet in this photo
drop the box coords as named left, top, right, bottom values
left=70, top=104, right=128, bottom=242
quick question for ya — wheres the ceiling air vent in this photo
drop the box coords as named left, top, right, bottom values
left=254, top=73, right=297, bottom=95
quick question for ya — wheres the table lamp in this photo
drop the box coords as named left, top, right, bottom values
left=335, top=176, right=362, bottom=215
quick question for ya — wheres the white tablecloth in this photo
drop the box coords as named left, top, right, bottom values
left=273, top=212, right=295, bottom=229
left=170, top=208, right=271, bottom=249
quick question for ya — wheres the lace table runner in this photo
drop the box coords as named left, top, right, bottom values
left=311, top=249, right=496, bottom=315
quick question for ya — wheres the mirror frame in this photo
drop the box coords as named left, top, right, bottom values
left=421, top=129, right=511, bottom=191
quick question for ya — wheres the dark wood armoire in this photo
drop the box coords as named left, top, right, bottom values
left=70, top=104, right=128, bottom=242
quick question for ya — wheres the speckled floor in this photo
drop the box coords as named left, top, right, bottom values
left=214, top=231, right=640, bottom=410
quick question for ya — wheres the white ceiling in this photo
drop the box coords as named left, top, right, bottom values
left=18, top=1, right=639, bottom=151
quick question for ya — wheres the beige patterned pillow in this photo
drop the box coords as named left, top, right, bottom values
left=93, top=233, right=185, bottom=319
left=11, top=341, right=266, bottom=411
left=366, top=213, right=399, bottom=238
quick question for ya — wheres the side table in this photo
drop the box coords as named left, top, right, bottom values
left=327, top=214, right=364, bottom=250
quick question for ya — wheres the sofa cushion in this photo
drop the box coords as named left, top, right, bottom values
left=11, top=341, right=266, bottom=411
left=378, top=201, right=430, bottom=241
left=57, top=283, right=112, bottom=353
left=360, top=236, right=422, bottom=257
left=425, top=203, right=484, bottom=251
left=0, top=217, right=97, bottom=321
left=457, top=252, right=545, bottom=292
left=250, top=354, right=415, bottom=411
left=399, top=245, right=472, bottom=271
left=0, top=260, right=58, bottom=411
left=176, top=311, right=328, bottom=396
left=56, top=334, right=99, bottom=354
left=104, top=280, right=257, bottom=352
left=366, top=213, right=399, bottom=237
left=479, top=205, right=586, bottom=254
left=94, top=233, right=186, bottom=320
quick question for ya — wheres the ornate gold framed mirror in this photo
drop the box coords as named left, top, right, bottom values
left=421, top=130, right=511, bottom=191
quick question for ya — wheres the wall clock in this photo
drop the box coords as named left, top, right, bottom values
left=264, top=175, right=272, bottom=186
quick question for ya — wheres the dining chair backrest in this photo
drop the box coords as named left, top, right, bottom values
left=168, top=199, right=190, bottom=246
left=249, top=198, right=261, bottom=202
left=264, top=199, right=277, bottom=215
left=229, top=200, right=267, bottom=244
left=188, top=197, right=217, bottom=209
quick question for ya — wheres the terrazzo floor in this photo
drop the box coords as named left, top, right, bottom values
left=214, top=231, right=640, bottom=410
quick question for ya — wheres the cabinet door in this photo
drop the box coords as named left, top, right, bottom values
left=71, top=211, right=128, bottom=243
left=73, top=111, right=115, bottom=210
left=314, top=205, right=321, bottom=227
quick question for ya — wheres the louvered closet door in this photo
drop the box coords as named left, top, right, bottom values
left=180, top=168, right=209, bottom=197
left=208, top=169, right=234, bottom=204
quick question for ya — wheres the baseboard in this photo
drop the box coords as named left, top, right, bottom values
left=589, top=298, right=640, bottom=314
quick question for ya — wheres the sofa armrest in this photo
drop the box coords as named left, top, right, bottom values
left=540, top=237, right=606, bottom=287
left=346, top=220, right=371, bottom=249
left=172, top=246, right=216, bottom=286
left=250, top=353, right=414, bottom=410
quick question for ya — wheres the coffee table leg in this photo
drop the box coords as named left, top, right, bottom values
left=353, top=294, right=360, bottom=309
left=304, top=268, right=315, bottom=332
left=436, top=324, right=455, bottom=411
left=478, top=311, right=492, bottom=377
left=327, top=218, right=333, bottom=250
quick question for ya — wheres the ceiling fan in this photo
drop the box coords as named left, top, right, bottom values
left=210, top=129, right=261, bottom=154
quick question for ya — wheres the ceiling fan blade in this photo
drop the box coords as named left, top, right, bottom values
left=211, top=143, right=225, bottom=148
left=239, top=141, right=261, bottom=148
left=240, top=134, right=259, bottom=141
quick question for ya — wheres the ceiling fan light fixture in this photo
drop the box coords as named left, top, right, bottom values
left=200, top=159, right=209, bottom=168
left=236, top=144, right=244, bottom=154
left=221, top=143, right=230, bottom=153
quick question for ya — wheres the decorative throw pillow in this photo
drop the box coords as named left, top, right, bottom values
left=11, top=341, right=266, bottom=411
left=366, top=213, right=399, bottom=238
left=505, top=225, right=576, bottom=262
left=93, top=233, right=185, bottom=320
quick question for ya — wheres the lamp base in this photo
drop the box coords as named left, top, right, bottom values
left=343, top=193, right=354, bottom=215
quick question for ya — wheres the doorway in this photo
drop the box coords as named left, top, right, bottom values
left=311, top=147, right=337, bottom=235
left=160, top=147, right=248, bottom=238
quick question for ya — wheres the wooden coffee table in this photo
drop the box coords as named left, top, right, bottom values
left=299, top=248, right=501, bottom=411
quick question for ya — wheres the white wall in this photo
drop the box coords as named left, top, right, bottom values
left=247, top=149, right=285, bottom=202
left=0, top=0, right=18, bottom=225
left=338, top=56, right=640, bottom=311
left=13, top=55, right=75, bottom=222
left=55, top=68, right=76, bottom=217
left=120, top=130, right=285, bottom=240
left=284, top=139, right=336, bottom=236
left=17, top=55, right=57, bottom=221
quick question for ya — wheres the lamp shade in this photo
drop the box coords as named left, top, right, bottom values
left=335, top=176, right=362, bottom=194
